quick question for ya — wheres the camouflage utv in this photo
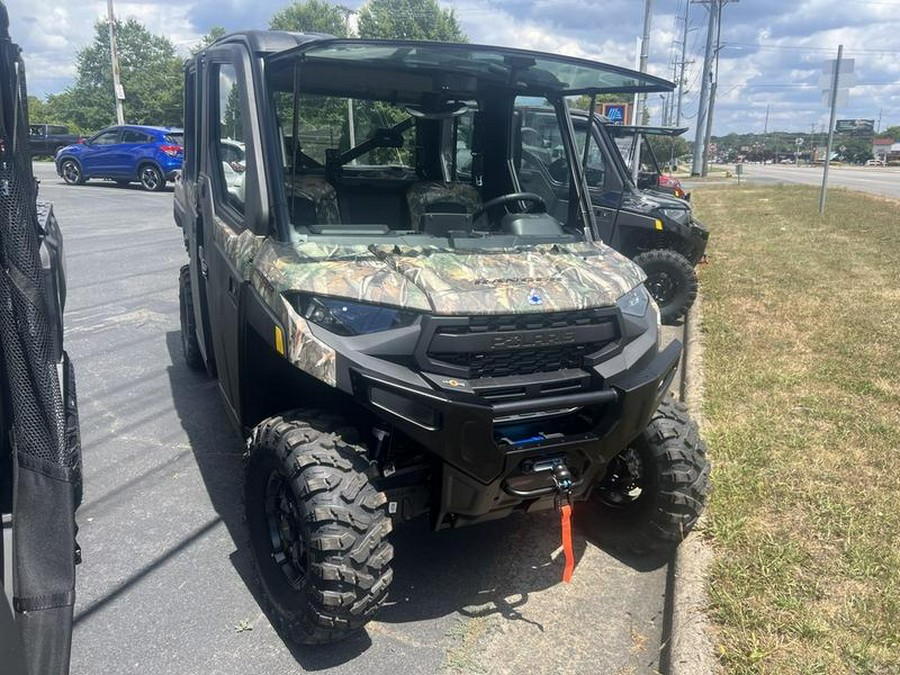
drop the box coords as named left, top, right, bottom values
left=175, top=32, right=710, bottom=644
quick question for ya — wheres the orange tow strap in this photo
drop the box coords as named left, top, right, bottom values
left=560, top=503, right=575, bottom=583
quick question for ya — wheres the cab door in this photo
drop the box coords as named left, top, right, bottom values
left=197, top=43, right=267, bottom=424
left=180, top=63, right=217, bottom=373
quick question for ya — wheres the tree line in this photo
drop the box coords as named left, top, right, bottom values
left=29, top=0, right=466, bottom=135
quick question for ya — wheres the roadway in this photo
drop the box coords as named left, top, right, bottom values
left=726, top=163, right=900, bottom=200
left=34, top=160, right=685, bottom=675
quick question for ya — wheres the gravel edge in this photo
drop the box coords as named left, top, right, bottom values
left=667, top=293, right=718, bottom=675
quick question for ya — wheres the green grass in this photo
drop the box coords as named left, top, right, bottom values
left=693, top=184, right=900, bottom=674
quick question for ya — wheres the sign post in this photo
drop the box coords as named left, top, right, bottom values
left=820, top=46, right=846, bottom=214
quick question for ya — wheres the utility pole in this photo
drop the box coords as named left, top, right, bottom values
left=701, top=0, right=729, bottom=175
left=632, top=0, right=654, bottom=181
left=691, top=0, right=738, bottom=175
left=690, top=1, right=717, bottom=175
left=106, top=0, right=124, bottom=125
left=675, top=1, right=691, bottom=126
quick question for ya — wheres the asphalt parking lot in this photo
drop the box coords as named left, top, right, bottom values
left=36, top=161, right=682, bottom=674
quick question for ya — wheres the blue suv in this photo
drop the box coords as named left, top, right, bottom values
left=56, top=125, right=183, bottom=192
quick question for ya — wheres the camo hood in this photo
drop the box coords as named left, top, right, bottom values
left=252, top=239, right=645, bottom=315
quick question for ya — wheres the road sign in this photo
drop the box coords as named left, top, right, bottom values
left=602, top=103, right=629, bottom=125
left=795, top=137, right=804, bottom=146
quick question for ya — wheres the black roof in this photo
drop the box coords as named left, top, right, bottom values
left=210, top=30, right=335, bottom=56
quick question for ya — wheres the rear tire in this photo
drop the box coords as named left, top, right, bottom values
left=589, top=396, right=710, bottom=553
left=139, top=163, right=165, bottom=192
left=632, top=249, right=698, bottom=325
left=245, top=412, right=393, bottom=644
left=60, top=158, right=84, bottom=185
left=178, top=265, right=204, bottom=371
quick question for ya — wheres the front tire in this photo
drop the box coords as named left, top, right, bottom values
left=633, top=249, right=698, bottom=325
left=589, top=397, right=710, bottom=553
left=245, top=412, right=393, bottom=644
left=178, top=265, right=204, bottom=371
left=60, top=158, right=84, bottom=185
left=139, top=163, right=165, bottom=192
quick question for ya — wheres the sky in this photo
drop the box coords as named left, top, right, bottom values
left=5, top=0, right=900, bottom=138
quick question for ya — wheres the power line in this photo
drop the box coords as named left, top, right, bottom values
left=723, top=42, right=900, bottom=55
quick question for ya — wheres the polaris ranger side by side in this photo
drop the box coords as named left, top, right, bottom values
left=175, top=32, right=710, bottom=644
left=516, top=109, right=708, bottom=324
left=607, top=124, right=691, bottom=200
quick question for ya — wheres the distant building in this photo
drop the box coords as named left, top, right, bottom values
left=873, top=137, right=894, bottom=161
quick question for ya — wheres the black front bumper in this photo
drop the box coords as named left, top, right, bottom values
left=686, top=220, right=709, bottom=265
left=347, top=336, right=681, bottom=528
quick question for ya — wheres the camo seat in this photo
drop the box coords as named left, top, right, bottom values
left=286, top=174, right=341, bottom=226
left=406, top=181, right=481, bottom=230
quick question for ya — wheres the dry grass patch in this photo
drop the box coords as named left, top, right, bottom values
left=693, top=184, right=900, bottom=674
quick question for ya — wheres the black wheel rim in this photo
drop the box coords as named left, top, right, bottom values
left=645, top=272, right=677, bottom=305
left=263, top=471, right=307, bottom=588
left=141, top=166, right=161, bottom=190
left=595, top=447, right=645, bottom=508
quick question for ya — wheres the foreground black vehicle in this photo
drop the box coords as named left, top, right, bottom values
left=0, top=4, right=82, bottom=673
left=175, top=31, right=710, bottom=644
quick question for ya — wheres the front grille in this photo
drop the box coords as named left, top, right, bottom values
left=423, top=309, right=620, bottom=380
left=431, top=343, right=602, bottom=379
left=438, top=309, right=604, bottom=335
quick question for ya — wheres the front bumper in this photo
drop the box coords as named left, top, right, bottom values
left=686, top=220, right=709, bottom=265
left=345, top=333, right=681, bottom=528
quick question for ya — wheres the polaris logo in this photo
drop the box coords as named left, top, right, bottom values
left=490, top=330, right=577, bottom=351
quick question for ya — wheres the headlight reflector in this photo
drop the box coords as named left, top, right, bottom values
left=659, top=208, right=690, bottom=225
left=616, top=285, right=650, bottom=318
left=300, top=296, right=419, bottom=336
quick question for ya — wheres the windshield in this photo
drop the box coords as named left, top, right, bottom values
left=265, top=56, right=589, bottom=245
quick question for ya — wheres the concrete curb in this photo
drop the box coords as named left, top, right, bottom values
left=666, top=293, right=718, bottom=675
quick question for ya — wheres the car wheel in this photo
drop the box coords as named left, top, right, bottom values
left=139, top=164, right=165, bottom=192
left=60, top=159, right=84, bottom=186
left=587, top=396, right=710, bottom=553
left=245, top=411, right=393, bottom=644
left=632, top=249, right=698, bottom=325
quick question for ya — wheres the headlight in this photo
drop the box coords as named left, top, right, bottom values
left=616, top=285, right=650, bottom=318
left=299, top=296, right=420, bottom=336
left=659, top=208, right=690, bottom=226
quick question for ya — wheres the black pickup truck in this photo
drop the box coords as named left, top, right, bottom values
left=28, top=123, right=82, bottom=156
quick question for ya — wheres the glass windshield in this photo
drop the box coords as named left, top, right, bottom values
left=287, top=41, right=672, bottom=96
left=266, top=55, right=587, bottom=244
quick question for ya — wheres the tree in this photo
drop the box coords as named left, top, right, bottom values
left=192, top=26, right=227, bottom=55
left=270, top=1, right=349, bottom=36
left=357, top=0, right=467, bottom=42
left=53, top=19, right=183, bottom=132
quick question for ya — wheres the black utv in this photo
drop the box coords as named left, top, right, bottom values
left=175, top=32, right=710, bottom=644
left=607, top=124, right=691, bottom=200
left=517, top=109, right=707, bottom=324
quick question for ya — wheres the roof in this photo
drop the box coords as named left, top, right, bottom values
left=266, top=38, right=675, bottom=96
left=873, top=138, right=894, bottom=145
left=212, top=30, right=332, bottom=55
left=605, top=125, right=689, bottom=138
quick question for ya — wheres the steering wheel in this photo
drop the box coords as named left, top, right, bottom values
left=471, top=192, right=547, bottom=220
